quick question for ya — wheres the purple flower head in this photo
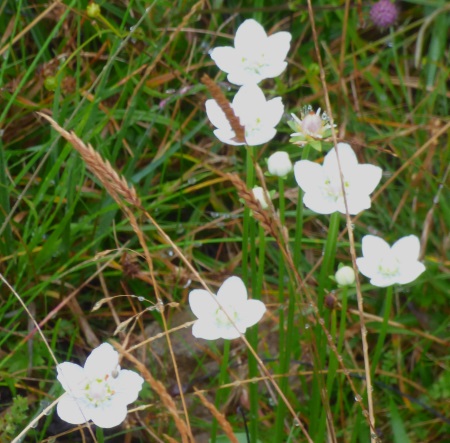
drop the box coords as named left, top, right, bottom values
left=370, top=0, right=398, bottom=28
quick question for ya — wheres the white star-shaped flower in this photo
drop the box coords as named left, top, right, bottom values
left=205, top=84, right=284, bottom=146
left=294, top=143, right=382, bottom=215
left=188, top=276, right=266, bottom=340
left=356, top=235, right=425, bottom=287
left=56, top=343, right=144, bottom=428
left=210, top=19, right=291, bottom=85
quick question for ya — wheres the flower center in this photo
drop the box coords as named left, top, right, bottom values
left=84, top=375, right=115, bottom=407
left=302, top=113, right=323, bottom=136
left=324, top=178, right=350, bottom=199
left=214, top=305, right=238, bottom=327
left=378, top=256, right=400, bottom=277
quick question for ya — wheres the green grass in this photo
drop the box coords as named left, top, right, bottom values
left=0, top=0, right=449, bottom=442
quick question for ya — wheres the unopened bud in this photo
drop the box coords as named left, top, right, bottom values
left=252, top=186, right=271, bottom=209
left=267, top=151, right=292, bottom=177
left=335, top=266, right=356, bottom=286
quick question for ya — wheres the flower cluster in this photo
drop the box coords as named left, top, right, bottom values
left=206, top=19, right=291, bottom=146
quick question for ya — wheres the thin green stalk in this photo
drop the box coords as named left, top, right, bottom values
left=274, top=177, right=288, bottom=440
left=241, top=146, right=258, bottom=440
left=293, top=145, right=310, bottom=268
left=311, top=210, right=340, bottom=440
left=371, top=285, right=394, bottom=375
left=210, top=340, right=231, bottom=443
left=318, top=211, right=340, bottom=306
left=247, top=221, right=264, bottom=441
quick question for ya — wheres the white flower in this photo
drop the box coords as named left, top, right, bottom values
left=56, top=343, right=144, bottom=428
left=356, top=235, right=425, bottom=287
left=252, top=186, right=271, bottom=209
left=210, top=19, right=291, bottom=85
left=268, top=151, right=292, bottom=177
left=294, top=143, right=382, bottom=215
left=335, top=266, right=356, bottom=286
left=205, top=84, right=283, bottom=146
left=188, top=276, right=266, bottom=340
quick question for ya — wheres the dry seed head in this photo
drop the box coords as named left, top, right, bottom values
left=201, top=74, right=245, bottom=144
left=37, top=112, right=141, bottom=208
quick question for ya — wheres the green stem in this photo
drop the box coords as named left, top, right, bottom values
left=210, top=340, right=231, bottom=442
left=318, top=211, right=340, bottom=307
left=241, top=146, right=258, bottom=440
left=371, top=285, right=394, bottom=375
left=274, top=177, right=288, bottom=440
left=293, top=145, right=310, bottom=268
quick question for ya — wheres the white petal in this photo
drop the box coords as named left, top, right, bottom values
left=232, top=84, right=266, bottom=122
left=228, top=70, right=263, bottom=86
left=189, top=289, right=218, bottom=319
left=246, top=127, right=276, bottom=146
left=356, top=257, right=378, bottom=280
left=57, top=395, right=90, bottom=425
left=396, top=262, right=425, bottom=284
left=240, top=300, right=266, bottom=328
left=205, top=99, right=231, bottom=130
left=213, top=128, right=242, bottom=145
left=261, top=97, right=284, bottom=128
left=113, top=370, right=144, bottom=405
left=218, top=325, right=241, bottom=340
left=261, top=62, right=287, bottom=80
left=57, top=362, right=85, bottom=393
left=370, top=274, right=396, bottom=288
left=210, top=47, right=240, bottom=75
left=361, top=235, right=391, bottom=262
left=217, top=276, right=248, bottom=306
left=337, top=193, right=372, bottom=215
left=89, top=403, right=128, bottom=428
left=303, top=190, right=337, bottom=214
left=192, top=318, right=222, bottom=340
left=353, top=164, right=382, bottom=195
left=84, top=343, right=119, bottom=377
left=324, top=144, right=358, bottom=175
left=266, top=32, right=292, bottom=63
left=391, top=235, right=421, bottom=260
left=294, top=160, right=324, bottom=193
left=234, top=19, right=267, bottom=54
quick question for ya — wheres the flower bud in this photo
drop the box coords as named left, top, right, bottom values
left=268, top=151, right=292, bottom=177
left=335, top=266, right=356, bottom=286
left=370, top=0, right=398, bottom=29
left=87, top=2, right=101, bottom=18
left=252, top=186, right=271, bottom=209
left=44, top=76, right=57, bottom=91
